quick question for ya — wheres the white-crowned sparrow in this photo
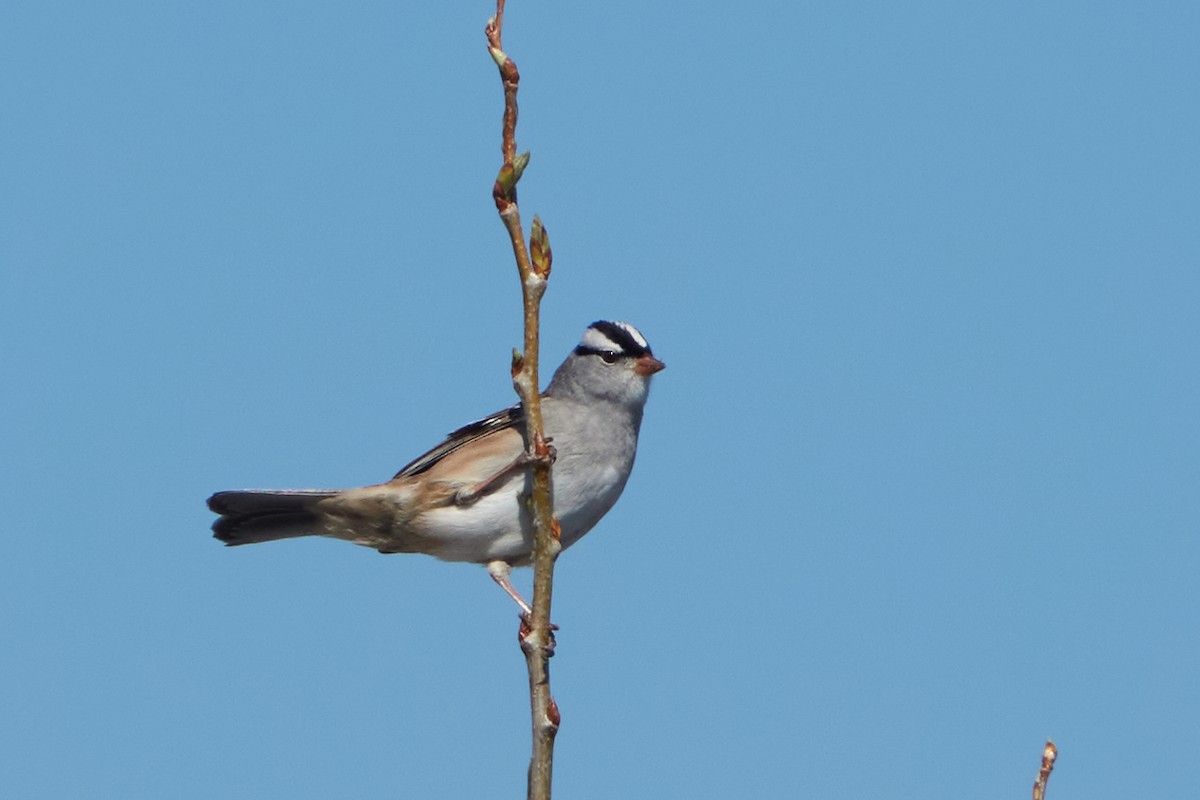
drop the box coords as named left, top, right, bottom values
left=207, top=320, right=664, bottom=613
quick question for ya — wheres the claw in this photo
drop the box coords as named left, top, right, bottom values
left=453, top=449, right=549, bottom=507
left=519, top=614, right=557, bottom=655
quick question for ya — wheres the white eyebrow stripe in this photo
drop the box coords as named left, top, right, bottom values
left=580, top=327, right=620, bottom=350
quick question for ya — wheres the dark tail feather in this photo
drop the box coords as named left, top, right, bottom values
left=207, top=489, right=338, bottom=546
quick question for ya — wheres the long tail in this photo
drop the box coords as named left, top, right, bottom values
left=208, top=489, right=338, bottom=546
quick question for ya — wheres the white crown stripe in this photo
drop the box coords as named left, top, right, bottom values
left=579, top=321, right=649, bottom=353
left=614, top=321, right=649, bottom=349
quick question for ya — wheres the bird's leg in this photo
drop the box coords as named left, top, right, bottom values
left=453, top=443, right=556, bottom=507
left=485, top=560, right=559, bottom=635
left=486, top=559, right=533, bottom=617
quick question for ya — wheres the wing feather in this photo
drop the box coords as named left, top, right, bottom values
left=392, top=404, right=526, bottom=479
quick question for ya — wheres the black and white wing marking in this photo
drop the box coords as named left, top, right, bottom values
left=392, top=404, right=526, bottom=479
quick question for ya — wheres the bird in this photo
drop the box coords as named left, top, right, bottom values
left=207, top=320, right=664, bottom=615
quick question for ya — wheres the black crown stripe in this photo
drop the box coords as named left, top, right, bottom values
left=587, top=320, right=652, bottom=357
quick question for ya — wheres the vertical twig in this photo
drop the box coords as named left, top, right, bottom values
left=485, top=3, right=561, bottom=798
left=1032, top=740, right=1057, bottom=800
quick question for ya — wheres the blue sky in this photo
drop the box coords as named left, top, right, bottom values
left=2, top=1, right=1197, bottom=797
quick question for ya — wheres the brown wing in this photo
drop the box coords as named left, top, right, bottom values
left=392, top=405, right=526, bottom=480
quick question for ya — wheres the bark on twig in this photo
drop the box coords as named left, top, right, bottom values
left=485, top=3, right=561, bottom=798
left=1032, top=740, right=1057, bottom=800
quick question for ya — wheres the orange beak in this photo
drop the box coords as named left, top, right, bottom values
left=635, top=354, right=666, bottom=376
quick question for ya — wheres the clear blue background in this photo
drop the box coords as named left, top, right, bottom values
left=2, top=2, right=1197, bottom=797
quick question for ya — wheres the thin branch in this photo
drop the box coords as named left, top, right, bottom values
left=1032, top=740, right=1057, bottom=800
left=485, top=4, right=561, bottom=799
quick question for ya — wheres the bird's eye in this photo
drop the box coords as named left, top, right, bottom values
left=600, top=351, right=619, bottom=364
